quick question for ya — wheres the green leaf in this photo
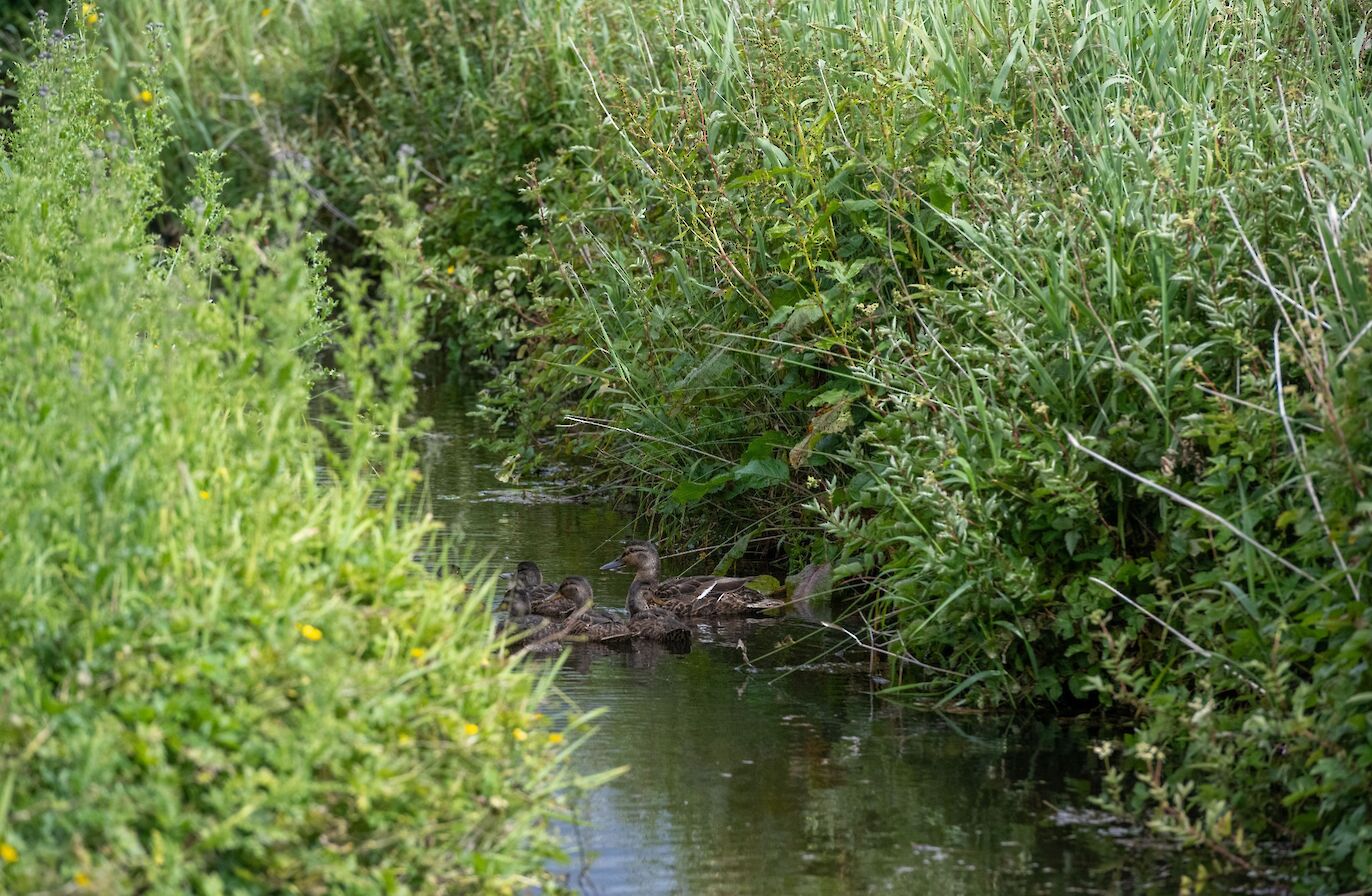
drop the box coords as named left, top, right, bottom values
left=745, top=574, right=782, bottom=594
left=756, top=136, right=790, bottom=169
left=807, top=386, right=863, bottom=407
left=669, top=472, right=732, bottom=504
left=742, top=432, right=790, bottom=462
left=933, top=669, right=1007, bottom=708
left=731, top=457, right=789, bottom=490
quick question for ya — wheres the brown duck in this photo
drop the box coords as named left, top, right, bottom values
left=600, top=541, right=784, bottom=617
left=498, top=587, right=558, bottom=649
left=503, top=561, right=588, bottom=617
left=625, top=579, right=692, bottom=649
left=557, top=576, right=631, bottom=642
left=500, top=576, right=599, bottom=651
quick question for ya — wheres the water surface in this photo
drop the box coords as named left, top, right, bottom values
left=412, top=380, right=1251, bottom=896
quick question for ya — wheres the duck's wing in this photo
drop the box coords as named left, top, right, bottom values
left=574, top=608, right=631, bottom=641
left=587, top=620, right=632, bottom=641
left=656, top=575, right=771, bottom=615
left=501, top=613, right=554, bottom=640
left=652, top=575, right=756, bottom=605
left=530, top=593, right=577, bottom=617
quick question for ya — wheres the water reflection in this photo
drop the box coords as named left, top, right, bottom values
left=549, top=626, right=1195, bottom=896
left=412, top=380, right=1239, bottom=896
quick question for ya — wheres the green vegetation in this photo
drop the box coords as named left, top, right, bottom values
left=3, top=0, right=1370, bottom=890
left=0, top=22, right=590, bottom=894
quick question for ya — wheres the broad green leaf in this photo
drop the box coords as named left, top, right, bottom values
left=731, top=457, right=789, bottom=489
left=669, top=472, right=732, bottom=504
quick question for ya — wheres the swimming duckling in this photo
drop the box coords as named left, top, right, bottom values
left=498, top=587, right=556, bottom=645
left=557, top=576, right=631, bottom=642
left=626, top=579, right=691, bottom=650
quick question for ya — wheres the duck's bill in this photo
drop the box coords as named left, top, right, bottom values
left=599, top=558, right=625, bottom=571
left=498, top=571, right=513, bottom=580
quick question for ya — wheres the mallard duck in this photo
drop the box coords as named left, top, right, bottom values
left=625, top=580, right=691, bottom=649
left=557, top=576, right=631, bottom=642
left=498, top=588, right=557, bottom=645
left=600, top=540, right=784, bottom=617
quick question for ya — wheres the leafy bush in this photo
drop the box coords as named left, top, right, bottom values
left=0, top=25, right=587, bottom=894
left=4, top=0, right=599, bottom=369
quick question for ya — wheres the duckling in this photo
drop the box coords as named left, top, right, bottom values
left=498, top=587, right=556, bottom=645
left=600, top=540, right=784, bottom=617
left=502, top=561, right=578, bottom=615
left=626, top=579, right=692, bottom=649
left=557, top=576, right=630, bottom=642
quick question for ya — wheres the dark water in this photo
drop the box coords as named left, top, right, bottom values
left=412, top=381, right=1252, bottom=896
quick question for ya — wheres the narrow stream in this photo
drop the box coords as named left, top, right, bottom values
left=411, top=380, right=1245, bottom=895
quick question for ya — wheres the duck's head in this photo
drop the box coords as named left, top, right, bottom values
left=556, top=575, right=595, bottom=610
left=599, top=541, right=660, bottom=578
left=501, top=560, right=543, bottom=589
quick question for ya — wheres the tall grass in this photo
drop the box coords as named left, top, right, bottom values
left=0, top=23, right=589, bottom=893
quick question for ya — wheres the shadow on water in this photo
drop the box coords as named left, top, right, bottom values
left=411, top=380, right=1267, bottom=896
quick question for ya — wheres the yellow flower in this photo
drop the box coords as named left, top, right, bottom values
left=82, top=2, right=96, bottom=13
left=198, top=489, right=210, bottom=500
left=75, top=871, right=93, bottom=888
left=296, top=623, right=323, bottom=642
left=445, top=264, right=456, bottom=275
left=396, top=732, right=413, bottom=747
left=463, top=722, right=480, bottom=736
left=547, top=732, right=564, bottom=745
left=409, top=646, right=426, bottom=661
left=0, top=842, right=16, bottom=863
left=86, top=12, right=99, bottom=25
left=138, top=89, right=154, bottom=104
left=248, top=91, right=264, bottom=107
left=260, top=7, right=272, bottom=16
left=512, top=727, right=527, bottom=742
